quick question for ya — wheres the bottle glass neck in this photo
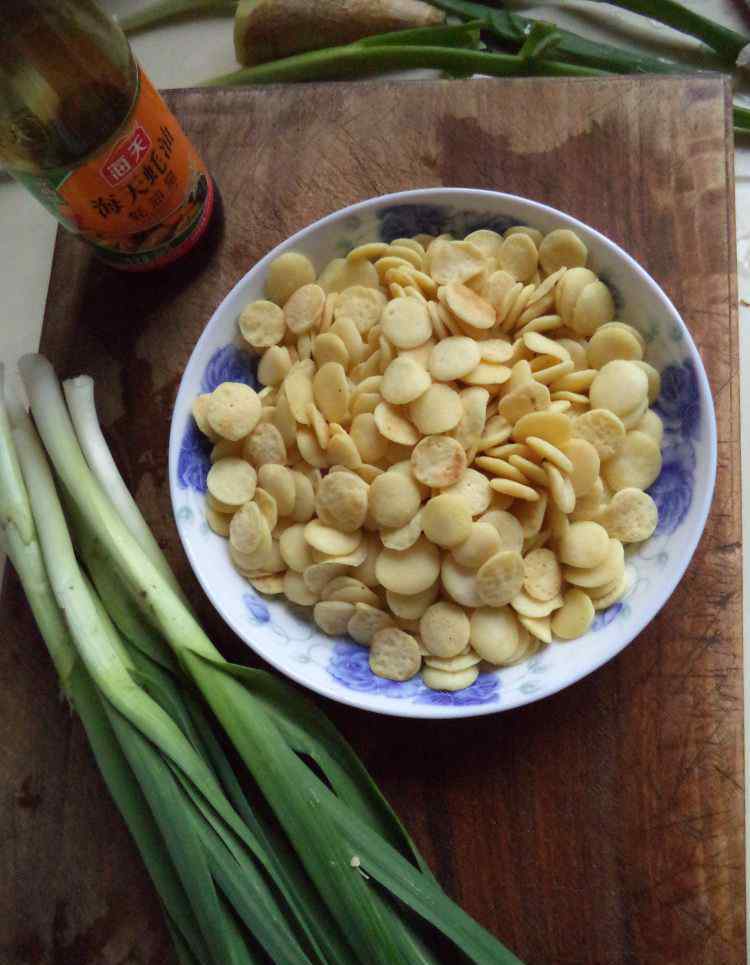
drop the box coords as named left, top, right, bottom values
left=0, top=0, right=137, bottom=173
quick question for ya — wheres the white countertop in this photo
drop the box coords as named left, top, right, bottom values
left=2, top=0, right=748, bottom=936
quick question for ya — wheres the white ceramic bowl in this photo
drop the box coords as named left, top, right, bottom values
left=169, top=188, right=716, bottom=718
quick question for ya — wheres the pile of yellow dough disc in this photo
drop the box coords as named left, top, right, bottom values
left=191, top=223, right=663, bottom=693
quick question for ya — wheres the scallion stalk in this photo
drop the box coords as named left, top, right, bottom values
left=1, top=375, right=73, bottom=686
left=67, top=494, right=358, bottom=965
left=8, top=374, right=323, bottom=965
left=428, top=0, right=695, bottom=74
left=17, top=352, right=524, bottom=964
left=116, top=0, right=750, bottom=133
left=64, top=375, right=181, bottom=597
left=206, top=38, right=604, bottom=86
left=735, top=104, right=750, bottom=133
left=17, top=371, right=417, bottom=963
left=355, top=20, right=482, bottom=48
left=592, top=0, right=750, bottom=65
left=63, top=409, right=439, bottom=964
left=206, top=43, right=513, bottom=84
left=428, top=1, right=750, bottom=131
left=118, top=0, right=236, bottom=35
left=0, top=376, right=210, bottom=963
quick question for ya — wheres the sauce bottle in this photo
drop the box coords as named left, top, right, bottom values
left=0, top=0, right=215, bottom=271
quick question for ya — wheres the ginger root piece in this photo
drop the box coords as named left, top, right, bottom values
left=234, top=0, right=444, bottom=66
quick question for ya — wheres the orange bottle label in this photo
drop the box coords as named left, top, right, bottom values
left=12, top=66, right=213, bottom=271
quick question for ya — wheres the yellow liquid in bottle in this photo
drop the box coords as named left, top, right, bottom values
left=0, top=0, right=215, bottom=271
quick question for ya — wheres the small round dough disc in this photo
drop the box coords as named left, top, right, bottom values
left=573, top=409, right=626, bottom=461
left=207, top=383, right=262, bottom=441
left=304, top=520, right=362, bottom=557
left=315, top=471, right=369, bottom=533
left=451, top=522, right=501, bottom=570
left=369, top=627, right=422, bottom=681
left=348, top=604, right=393, bottom=646
left=409, top=384, right=463, bottom=435
left=375, top=537, right=441, bottom=595
left=476, top=551, right=525, bottom=607
left=239, top=300, right=285, bottom=349
left=381, top=356, right=432, bottom=405
left=563, top=538, right=625, bottom=588
left=551, top=588, right=595, bottom=640
left=539, top=229, right=588, bottom=275
left=412, top=435, right=467, bottom=488
left=558, top=521, right=610, bottom=569
left=207, top=458, right=257, bottom=507
left=441, top=555, right=483, bottom=608
left=422, top=665, right=480, bottom=692
left=422, top=494, right=473, bottom=548
left=600, top=487, right=658, bottom=542
left=589, top=360, right=648, bottom=417
left=442, top=468, right=493, bottom=516
left=523, top=548, right=562, bottom=602
left=470, top=607, right=521, bottom=664
left=314, top=600, right=356, bottom=636
left=429, top=337, right=482, bottom=381
left=381, top=297, right=432, bottom=349
left=602, top=430, right=662, bottom=493
left=369, top=471, right=421, bottom=529
left=265, top=251, right=316, bottom=305
left=479, top=510, right=524, bottom=553
left=419, top=601, right=471, bottom=658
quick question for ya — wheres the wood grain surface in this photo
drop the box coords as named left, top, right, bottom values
left=0, top=76, right=743, bottom=965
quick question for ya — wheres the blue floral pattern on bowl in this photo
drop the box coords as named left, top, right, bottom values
left=169, top=189, right=716, bottom=717
left=654, top=360, right=701, bottom=440
left=178, top=421, right=212, bottom=494
left=377, top=204, right=519, bottom=244
left=201, top=344, right=258, bottom=395
left=244, top=591, right=270, bottom=624
left=648, top=360, right=699, bottom=536
left=591, top=602, right=625, bottom=632
left=329, top=641, right=500, bottom=706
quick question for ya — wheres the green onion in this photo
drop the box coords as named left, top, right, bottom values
left=427, top=1, right=750, bottom=133
left=0, top=374, right=72, bottom=684
left=7, top=352, right=524, bottom=963
left=9, top=445, right=305, bottom=965
left=518, top=21, right=563, bottom=63
left=207, top=43, right=512, bottom=85
left=205, top=24, right=603, bottom=86
left=0, top=379, right=209, bottom=963
left=206, top=22, right=485, bottom=84
left=121, top=0, right=750, bottom=69
left=70, top=494, right=402, bottom=965
left=119, top=0, right=236, bottom=35
left=64, top=375, right=181, bottom=596
left=355, top=20, right=482, bottom=48
left=428, top=0, right=695, bottom=74
left=592, top=0, right=749, bottom=66
left=117, top=0, right=750, bottom=133
left=7, top=370, right=331, bottom=965
left=735, top=105, right=750, bottom=133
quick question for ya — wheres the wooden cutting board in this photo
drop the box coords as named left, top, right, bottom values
left=0, top=76, right=743, bottom=965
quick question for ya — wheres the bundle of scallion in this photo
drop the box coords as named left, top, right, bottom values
left=119, top=0, right=750, bottom=134
left=0, top=354, right=522, bottom=965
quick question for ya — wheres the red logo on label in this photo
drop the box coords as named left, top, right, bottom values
left=100, top=123, right=153, bottom=186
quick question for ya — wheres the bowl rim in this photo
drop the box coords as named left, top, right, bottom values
left=168, top=186, right=717, bottom=719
